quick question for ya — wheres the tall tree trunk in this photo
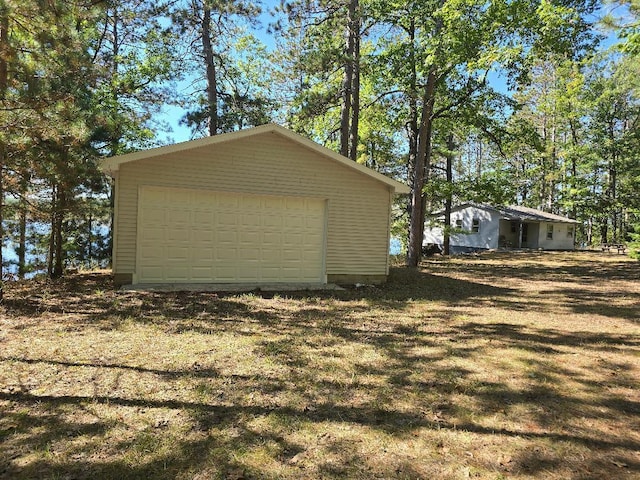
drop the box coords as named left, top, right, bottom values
left=340, top=0, right=356, bottom=157
left=569, top=119, right=579, bottom=220
left=107, top=6, right=120, bottom=267
left=601, top=219, right=608, bottom=244
left=0, top=144, right=3, bottom=298
left=0, top=3, right=8, bottom=299
left=87, top=196, right=93, bottom=263
left=404, top=18, right=419, bottom=250
left=348, top=0, right=360, bottom=162
left=52, top=185, right=65, bottom=278
left=407, top=68, right=437, bottom=267
left=406, top=18, right=418, bottom=186
left=202, top=3, right=218, bottom=136
left=48, top=184, right=57, bottom=277
left=610, top=161, right=617, bottom=240
left=17, top=198, right=26, bottom=279
left=443, top=134, right=454, bottom=256
left=608, top=120, right=617, bottom=241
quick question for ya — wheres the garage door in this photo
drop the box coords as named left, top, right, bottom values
left=136, top=186, right=326, bottom=283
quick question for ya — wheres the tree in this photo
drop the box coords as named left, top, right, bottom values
left=276, top=0, right=366, bottom=159
left=395, top=0, right=599, bottom=266
left=0, top=1, right=8, bottom=297
left=0, top=0, right=180, bottom=280
left=584, top=52, right=640, bottom=243
left=92, top=0, right=178, bottom=156
left=172, top=0, right=263, bottom=137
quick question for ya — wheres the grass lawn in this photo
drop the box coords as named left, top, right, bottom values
left=1, top=251, right=639, bottom=480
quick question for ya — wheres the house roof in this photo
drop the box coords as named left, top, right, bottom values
left=451, top=203, right=579, bottom=224
left=491, top=205, right=579, bottom=223
left=100, top=123, right=410, bottom=194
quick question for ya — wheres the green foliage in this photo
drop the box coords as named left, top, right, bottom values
left=0, top=0, right=184, bottom=278
left=628, top=229, right=640, bottom=259
left=1, top=0, right=639, bottom=277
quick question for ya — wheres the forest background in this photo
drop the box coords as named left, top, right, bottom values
left=0, top=0, right=639, bottom=295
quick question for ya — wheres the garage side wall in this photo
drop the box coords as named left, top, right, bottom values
left=113, top=132, right=392, bottom=285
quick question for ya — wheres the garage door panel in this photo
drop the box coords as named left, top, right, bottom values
left=282, top=249, right=302, bottom=261
left=241, top=195, right=262, bottom=209
left=261, top=248, right=281, bottom=260
left=193, top=211, right=213, bottom=224
left=218, top=195, right=240, bottom=209
left=282, top=267, right=301, bottom=278
left=217, top=231, right=237, bottom=244
left=283, top=234, right=303, bottom=245
left=285, top=198, right=305, bottom=210
left=167, top=246, right=189, bottom=261
left=262, top=232, right=282, bottom=244
left=242, top=213, right=262, bottom=226
left=192, top=249, right=213, bottom=261
left=304, top=234, right=323, bottom=246
left=167, top=189, right=192, bottom=205
left=239, top=248, right=259, bottom=261
left=164, top=263, right=189, bottom=280
left=193, top=230, right=213, bottom=242
left=191, top=266, right=214, bottom=279
left=139, top=245, right=165, bottom=260
left=138, top=186, right=325, bottom=283
left=264, top=197, right=283, bottom=209
left=140, top=228, right=165, bottom=242
left=214, top=264, right=237, bottom=281
left=139, top=265, right=164, bottom=281
left=143, top=207, right=166, bottom=224
left=218, top=212, right=238, bottom=226
left=239, top=230, right=260, bottom=244
left=285, top=216, right=304, bottom=228
left=167, top=229, right=189, bottom=242
left=263, top=215, right=283, bottom=228
left=167, top=208, right=190, bottom=221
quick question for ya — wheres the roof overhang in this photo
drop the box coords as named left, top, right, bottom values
left=427, top=203, right=579, bottom=224
left=100, top=123, right=410, bottom=195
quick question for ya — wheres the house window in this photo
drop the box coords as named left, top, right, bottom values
left=567, top=226, right=574, bottom=238
left=455, top=219, right=462, bottom=229
left=472, top=218, right=480, bottom=233
left=547, top=224, right=554, bottom=240
left=510, top=221, right=517, bottom=233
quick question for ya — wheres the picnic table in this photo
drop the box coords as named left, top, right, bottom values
left=601, top=243, right=627, bottom=254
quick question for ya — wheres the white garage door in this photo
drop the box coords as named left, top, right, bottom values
left=136, top=186, right=326, bottom=283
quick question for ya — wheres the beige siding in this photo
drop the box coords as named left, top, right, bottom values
left=115, top=131, right=392, bottom=279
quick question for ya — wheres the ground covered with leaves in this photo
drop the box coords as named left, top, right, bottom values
left=1, top=251, right=639, bottom=479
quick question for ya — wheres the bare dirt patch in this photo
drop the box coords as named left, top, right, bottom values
left=1, top=251, right=639, bottom=479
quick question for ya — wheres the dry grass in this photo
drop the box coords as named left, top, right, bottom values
left=1, top=251, right=639, bottom=480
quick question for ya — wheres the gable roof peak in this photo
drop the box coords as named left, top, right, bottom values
left=99, top=123, right=410, bottom=194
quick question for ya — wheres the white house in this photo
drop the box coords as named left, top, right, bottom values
left=423, top=203, right=579, bottom=253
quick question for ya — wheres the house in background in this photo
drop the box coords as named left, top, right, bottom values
left=100, top=123, right=409, bottom=287
left=423, top=203, right=579, bottom=254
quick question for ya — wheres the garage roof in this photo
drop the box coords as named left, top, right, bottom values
left=100, top=123, right=410, bottom=194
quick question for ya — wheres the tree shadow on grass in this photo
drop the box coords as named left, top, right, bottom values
left=2, top=388, right=639, bottom=480
left=2, top=255, right=640, bottom=478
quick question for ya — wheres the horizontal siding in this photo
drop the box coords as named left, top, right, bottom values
left=115, top=131, right=392, bottom=277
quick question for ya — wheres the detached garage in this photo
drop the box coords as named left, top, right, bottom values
left=101, top=123, right=409, bottom=287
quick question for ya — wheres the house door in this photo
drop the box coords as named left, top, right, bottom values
left=521, top=223, right=529, bottom=246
